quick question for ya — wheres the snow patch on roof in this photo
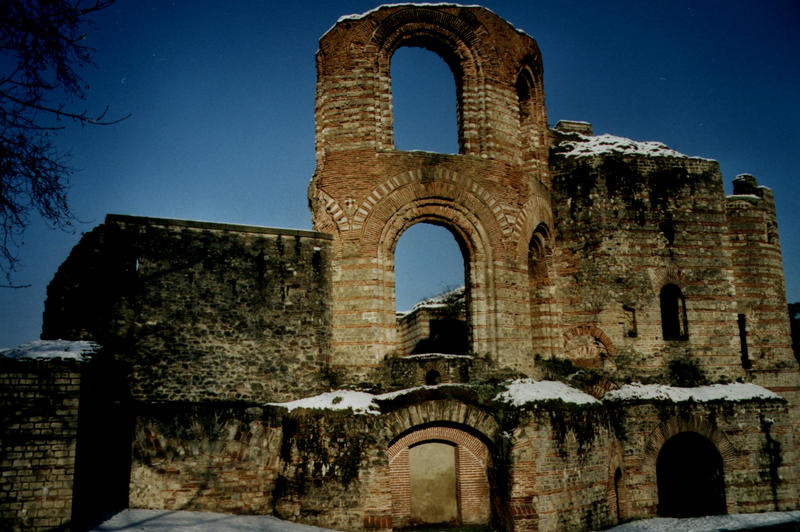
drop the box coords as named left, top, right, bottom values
left=0, top=340, right=100, bottom=362
left=556, top=133, right=711, bottom=160
left=495, top=378, right=600, bottom=406
left=603, top=382, right=783, bottom=403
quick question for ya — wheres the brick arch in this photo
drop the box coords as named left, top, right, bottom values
left=652, top=263, right=687, bottom=292
left=643, top=416, right=737, bottom=473
left=515, top=57, right=548, bottom=172
left=383, top=400, right=500, bottom=445
left=419, top=361, right=448, bottom=385
left=372, top=194, right=498, bottom=355
left=563, top=325, right=617, bottom=355
left=606, top=439, right=626, bottom=523
left=352, top=167, right=511, bottom=237
left=388, top=425, right=490, bottom=465
left=368, top=6, right=490, bottom=154
left=563, top=325, right=617, bottom=370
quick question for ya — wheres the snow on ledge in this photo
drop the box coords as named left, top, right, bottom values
left=494, top=378, right=600, bottom=406
left=0, top=340, right=100, bottom=362
left=267, top=390, right=381, bottom=415
left=603, top=382, right=783, bottom=403
left=556, top=133, right=712, bottom=160
left=401, top=353, right=472, bottom=360
left=267, top=384, right=473, bottom=415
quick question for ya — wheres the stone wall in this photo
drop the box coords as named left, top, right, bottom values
left=129, top=403, right=283, bottom=514
left=549, top=133, right=744, bottom=384
left=507, top=405, right=613, bottom=531
left=609, top=399, right=797, bottom=520
left=43, top=214, right=334, bottom=403
left=0, top=359, right=81, bottom=531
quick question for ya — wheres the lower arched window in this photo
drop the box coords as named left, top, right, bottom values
left=660, top=284, right=688, bottom=341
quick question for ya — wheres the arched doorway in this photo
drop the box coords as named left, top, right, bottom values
left=656, top=432, right=726, bottom=517
left=388, top=425, right=491, bottom=528
left=409, top=441, right=459, bottom=525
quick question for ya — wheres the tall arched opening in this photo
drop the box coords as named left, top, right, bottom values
left=395, top=222, right=468, bottom=355
left=656, top=431, right=727, bottom=517
left=391, top=46, right=459, bottom=154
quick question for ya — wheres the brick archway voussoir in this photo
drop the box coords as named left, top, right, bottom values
left=384, top=400, right=500, bottom=449
left=643, top=415, right=737, bottom=472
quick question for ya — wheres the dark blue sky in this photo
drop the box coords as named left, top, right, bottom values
left=2, top=1, right=798, bottom=346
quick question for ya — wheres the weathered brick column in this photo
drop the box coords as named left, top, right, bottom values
left=309, top=5, right=553, bottom=380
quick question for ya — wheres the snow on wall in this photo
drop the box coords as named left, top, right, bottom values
left=268, top=379, right=601, bottom=415
left=0, top=339, right=100, bottom=362
left=603, top=382, right=783, bottom=403
left=267, top=390, right=381, bottom=415
left=268, top=380, right=784, bottom=416
left=494, top=378, right=600, bottom=406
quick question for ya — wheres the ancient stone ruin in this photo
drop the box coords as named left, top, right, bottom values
left=2, top=4, right=798, bottom=531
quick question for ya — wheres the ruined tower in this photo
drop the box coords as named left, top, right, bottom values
left=309, top=5, right=554, bottom=378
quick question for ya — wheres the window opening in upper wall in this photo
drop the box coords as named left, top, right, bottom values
left=391, top=46, right=459, bottom=154
left=516, top=67, right=538, bottom=162
left=395, top=222, right=467, bottom=355
left=660, top=284, right=688, bottom=341
left=738, top=313, right=751, bottom=369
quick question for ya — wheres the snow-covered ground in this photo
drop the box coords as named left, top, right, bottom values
left=91, top=509, right=335, bottom=531
left=92, top=509, right=800, bottom=531
left=603, top=510, right=800, bottom=531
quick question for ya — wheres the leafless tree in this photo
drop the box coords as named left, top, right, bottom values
left=0, top=0, right=126, bottom=287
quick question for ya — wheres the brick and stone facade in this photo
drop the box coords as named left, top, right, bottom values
left=3, top=4, right=799, bottom=531
left=0, top=359, right=81, bottom=531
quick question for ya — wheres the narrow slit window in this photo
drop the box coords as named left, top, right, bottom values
left=738, top=313, right=751, bottom=369
left=660, top=284, right=688, bottom=341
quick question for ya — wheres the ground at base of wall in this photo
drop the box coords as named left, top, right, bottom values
left=91, top=509, right=334, bottom=531
left=91, top=509, right=800, bottom=532
left=606, top=511, right=800, bottom=532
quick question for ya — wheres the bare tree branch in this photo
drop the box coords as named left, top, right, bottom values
left=0, top=0, right=124, bottom=286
